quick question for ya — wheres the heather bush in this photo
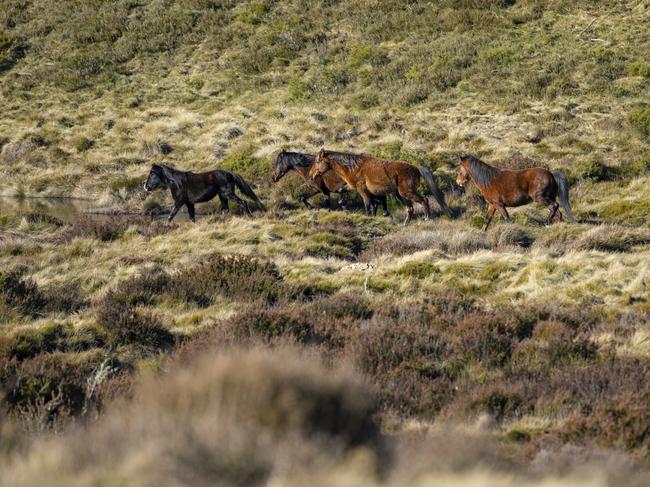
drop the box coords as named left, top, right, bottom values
left=61, top=216, right=170, bottom=242
left=0, top=322, right=72, bottom=360
left=169, top=254, right=294, bottom=306
left=0, top=352, right=98, bottom=421
left=96, top=298, right=174, bottom=352
left=0, top=270, right=85, bottom=320
left=224, top=305, right=321, bottom=345
left=0, top=269, right=44, bottom=318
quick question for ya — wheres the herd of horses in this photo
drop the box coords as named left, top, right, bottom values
left=144, top=149, right=575, bottom=230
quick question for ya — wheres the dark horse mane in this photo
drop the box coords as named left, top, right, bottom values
left=153, top=164, right=189, bottom=190
left=323, top=150, right=363, bottom=169
left=461, top=155, right=500, bottom=188
left=275, top=150, right=315, bottom=171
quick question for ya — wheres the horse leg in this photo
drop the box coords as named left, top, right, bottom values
left=416, top=193, right=431, bottom=221
left=399, top=187, right=429, bottom=221
left=547, top=202, right=559, bottom=225
left=167, top=202, right=183, bottom=224
left=187, top=203, right=196, bottom=223
left=323, top=189, right=332, bottom=210
left=219, top=195, right=230, bottom=213
left=358, top=189, right=372, bottom=216
left=497, top=206, right=511, bottom=224
left=370, top=199, right=378, bottom=216
left=299, top=187, right=320, bottom=209
left=403, top=201, right=414, bottom=226
left=482, top=204, right=496, bottom=232
left=380, top=195, right=390, bottom=217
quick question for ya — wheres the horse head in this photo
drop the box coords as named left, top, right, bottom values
left=144, top=164, right=167, bottom=192
left=456, top=155, right=472, bottom=187
left=271, top=149, right=288, bottom=182
left=308, top=149, right=330, bottom=182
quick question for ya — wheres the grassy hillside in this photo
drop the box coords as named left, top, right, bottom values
left=1, top=1, right=650, bottom=485
left=0, top=0, right=649, bottom=200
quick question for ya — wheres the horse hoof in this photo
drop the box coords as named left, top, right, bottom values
left=383, top=211, right=390, bottom=217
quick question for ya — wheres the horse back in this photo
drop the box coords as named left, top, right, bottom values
left=358, top=156, right=419, bottom=178
left=487, top=167, right=556, bottom=206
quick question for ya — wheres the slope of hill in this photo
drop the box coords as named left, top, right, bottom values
left=0, top=0, right=648, bottom=200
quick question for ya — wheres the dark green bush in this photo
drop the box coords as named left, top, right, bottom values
left=220, top=146, right=271, bottom=182
left=628, top=105, right=650, bottom=139
left=0, top=269, right=44, bottom=317
left=0, top=322, right=72, bottom=360
left=72, top=136, right=95, bottom=152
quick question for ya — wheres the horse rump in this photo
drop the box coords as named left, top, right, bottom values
left=552, top=170, right=575, bottom=222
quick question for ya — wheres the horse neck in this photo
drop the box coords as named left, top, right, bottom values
left=324, top=159, right=356, bottom=187
left=160, top=166, right=185, bottom=188
left=467, top=159, right=498, bottom=190
left=291, top=164, right=311, bottom=181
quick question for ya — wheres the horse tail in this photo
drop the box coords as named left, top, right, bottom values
left=553, top=170, right=575, bottom=222
left=419, top=166, right=452, bottom=217
left=232, top=173, right=266, bottom=211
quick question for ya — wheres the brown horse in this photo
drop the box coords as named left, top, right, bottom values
left=309, top=149, right=451, bottom=224
left=456, top=155, right=575, bottom=231
left=272, top=150, right=388, bottom=213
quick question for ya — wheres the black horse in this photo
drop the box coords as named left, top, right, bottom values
left=144, top=164, right=265, bottom=223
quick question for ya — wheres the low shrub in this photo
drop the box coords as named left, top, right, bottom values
left=0, top=322, right=72, bottom=360
left=220, top=146, right=270, bottom=182
left=71, top=136, right=94, bottom=152
left=561, top=396, right=650, bottom=452
left=628, top=105, right=650, bottom=139
left=453, top=313, right=517, bottom=367
left=0, top=352, right=98, bottom=422
left=61, top=216, right=170, bottom=242
left=105, top=267, right=171, bottom=306
left=96, top=299, right=174, bottom=352
left=169, top=254, right=293, bottom=306
left=0, top=270, right=85, bottom=320
left=223, top=306, right=320, bottom=345
left=0, top=269, right=44, bottom=318
left=349, top=313, right=456, bottom=416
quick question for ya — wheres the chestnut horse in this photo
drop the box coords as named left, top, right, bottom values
left=456, top=155, right=575, bottom=231
left=309, top=149, right=451, bottom=224
left=272, top=150, right=388, bottom=213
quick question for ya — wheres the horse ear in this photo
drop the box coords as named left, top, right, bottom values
left=318, top=148, right=325, bottom=156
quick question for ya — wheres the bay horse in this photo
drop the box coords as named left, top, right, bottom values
left=456, top=155, right=575, bottom=231
left=271, top=149, right=388, bottom=213
left=143, top=164, right=265, bottom=223
left=309, top=149, right=451, bottom=224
